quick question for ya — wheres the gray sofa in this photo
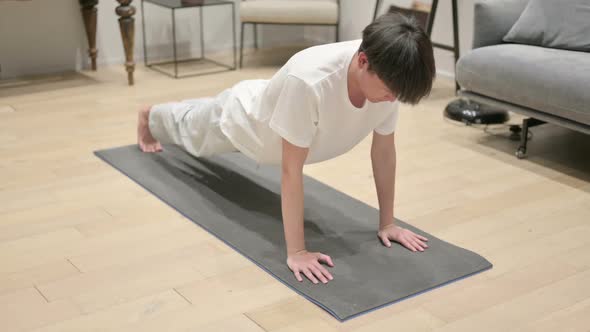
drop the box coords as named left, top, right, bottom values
left=455, top=0, right=590, bottom=158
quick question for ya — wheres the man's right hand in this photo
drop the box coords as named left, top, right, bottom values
left=287, top=250, right=334, bottom=284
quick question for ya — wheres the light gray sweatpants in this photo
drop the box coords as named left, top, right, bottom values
left=148, top=88, right=239, bottom=157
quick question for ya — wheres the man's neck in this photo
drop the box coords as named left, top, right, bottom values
left=347, top=53, right=367, bottom=108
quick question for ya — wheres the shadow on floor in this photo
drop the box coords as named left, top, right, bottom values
left=460, top=121, right=590, bottom=192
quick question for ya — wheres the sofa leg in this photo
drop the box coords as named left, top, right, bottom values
left=516, top=118, right=546, bottom=159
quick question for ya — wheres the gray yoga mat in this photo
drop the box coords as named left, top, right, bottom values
left=94, top=145, right=492, bottom=321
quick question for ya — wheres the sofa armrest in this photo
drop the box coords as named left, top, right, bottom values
left=472, top=0, right=528, bottom=49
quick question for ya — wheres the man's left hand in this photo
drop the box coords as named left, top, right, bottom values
left=378, top=224, right=429, bottom=252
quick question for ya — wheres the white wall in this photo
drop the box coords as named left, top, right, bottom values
left=0, top=0, right=304, bottom=79
left=0, top=0, right=474, bottom=79
left=0, top=0, right=88, bottom=78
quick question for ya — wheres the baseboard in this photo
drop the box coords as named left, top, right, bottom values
left=436, top=69, right=455, bottom=80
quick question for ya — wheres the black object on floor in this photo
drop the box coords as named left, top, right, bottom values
left=444, top=98, right=509, bottom=125
left=95, top=145, right=493, bottom=321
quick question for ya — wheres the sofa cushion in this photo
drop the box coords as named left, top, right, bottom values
left=240, top=1, right=338, bottom=25
left=503, top=0, right=590, bottom=52
left=456, top=44, right=590, bottom=126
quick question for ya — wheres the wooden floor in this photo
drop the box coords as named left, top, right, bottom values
left=1, top=50, right=589, bottom=331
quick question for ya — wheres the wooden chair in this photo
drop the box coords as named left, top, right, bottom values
left=239, top=0, right=341, bottom=67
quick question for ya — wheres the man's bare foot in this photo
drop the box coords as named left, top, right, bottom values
left=137, top=106, right=163, bottom=153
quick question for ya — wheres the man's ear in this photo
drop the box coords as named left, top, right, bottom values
left=358, top=52, right=369, bottom=69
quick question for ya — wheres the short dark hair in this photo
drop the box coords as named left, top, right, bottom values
left=359, top=12, right=436, bottom=105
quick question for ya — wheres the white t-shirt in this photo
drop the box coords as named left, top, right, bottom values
left=219, top=39, right=399, bottom=165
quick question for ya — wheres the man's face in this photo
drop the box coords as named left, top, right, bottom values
left=358, top=52, right=397, bottom=103
left=362, top=71, right=397, bottom=103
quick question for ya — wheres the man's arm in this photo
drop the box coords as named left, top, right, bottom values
left=371, top=131, right=429, bottom=251
left=371, top=130, right=397, bottom=230
left=282, top=138, right=334, bottom=284
left=281, top=138, right=308, bottom=255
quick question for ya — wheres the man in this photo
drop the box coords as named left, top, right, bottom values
left=137, top=12, right=436, bottom=285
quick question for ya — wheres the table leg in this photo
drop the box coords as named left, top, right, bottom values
left=373, top=0, right=382, bottom=21
left=80, top=0, right=98, bottom=70
left=116, top=0, right=136, bottom=85
left=451, top=0, right=460, bottom=92
left=199, top=6, right=205, bottom=59
left=426, top=0, right=438, bottom=36
left=172, top=9, right=178, bottom=78
left=232, top=3, right=237, bottom=69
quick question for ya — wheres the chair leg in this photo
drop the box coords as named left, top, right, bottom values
left=254, top=23, right=258, bottom=49
left=240, top=22, right=245, bottom=68
left=335, top=24, right=339, bottom=42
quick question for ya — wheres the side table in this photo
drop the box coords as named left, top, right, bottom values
left=141, top=0, right=237, bottom=78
